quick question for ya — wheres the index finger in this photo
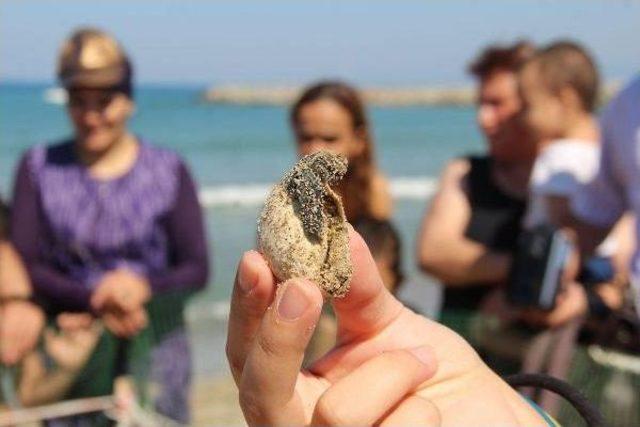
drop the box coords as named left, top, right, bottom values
left=226, top=250, right=278, bottom=384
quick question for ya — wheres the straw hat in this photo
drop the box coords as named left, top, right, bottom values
left=57, top=27, right=132, bottom=91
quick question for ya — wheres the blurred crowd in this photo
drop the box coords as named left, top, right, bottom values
left=1, top=27, right=639, bottom=426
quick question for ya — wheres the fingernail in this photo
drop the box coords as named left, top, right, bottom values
left=277, top=280, right=310, bottom=321
left=409, top=345, right=434, bottom=365
left=238, top=252, right=257, bottom=293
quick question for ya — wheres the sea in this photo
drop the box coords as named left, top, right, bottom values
left=0, top=82, right=485, bottom=375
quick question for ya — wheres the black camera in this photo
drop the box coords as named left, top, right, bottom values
left=507, top=225, right=571, bottom=311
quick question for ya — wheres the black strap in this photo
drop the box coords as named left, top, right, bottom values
left=505, top=373, right=605, bottom=427
left=586, top=288, right=613, bottom=319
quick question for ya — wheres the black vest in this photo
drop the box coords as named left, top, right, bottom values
left=442, top=155, right=527, bottom=311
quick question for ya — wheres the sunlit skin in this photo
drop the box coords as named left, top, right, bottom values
left=518, top=62, right=567, bottom=142
left=226, top=230, right=547, bottom=426
left=476, top=70, right=521, bottom=143
left=376, top=254, right=398, bottom=294
left=0, top=241, right=44, bottom=365
left=293, top=99, right=392, bottom=220
left=67, top=89, right=135, bottom=160
left=303, top=254, right=400, bottom=365
left=476, top=69, right=534, bottom=163
left=293, top=99, right=365, bottom=159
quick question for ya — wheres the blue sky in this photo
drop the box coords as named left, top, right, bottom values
left=1, top=0, right=639, bottom=86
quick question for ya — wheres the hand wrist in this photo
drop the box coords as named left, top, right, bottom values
left=0, top=294, right=36, bottom=305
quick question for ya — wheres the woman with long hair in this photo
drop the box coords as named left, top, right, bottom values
left=291, top=81, right=394, bottom=365
left=290, top=81, right=392, bottom=221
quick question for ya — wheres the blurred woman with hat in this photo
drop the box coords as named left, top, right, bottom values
left=10, top=27, right=209, bottom=423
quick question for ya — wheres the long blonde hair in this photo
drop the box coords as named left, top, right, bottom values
left=291, top=81, right=378, bottom=221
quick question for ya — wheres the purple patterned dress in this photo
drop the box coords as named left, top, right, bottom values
left=11, top=139, right=209, bottom=423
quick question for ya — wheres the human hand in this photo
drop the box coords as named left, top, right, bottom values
left=91, top=269, right=151, bottom=313
left=91, top=269, right=150, bottom=338
left=0, top=299, right=45, bottom=365
left=227, top=228, right=546, bottom=426
left=111, top=376, right=138, bottom=423
left=101, top=306, right=148, bottom=338
left=561, top=239, right=581, bottom=287
left=520, top=281, right=588, bottom=328
left=0, top=241, right=32, bottom=297
left=45, top=313, right=102, bottom=372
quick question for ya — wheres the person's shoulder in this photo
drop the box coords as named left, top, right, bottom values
left=368, top=171, right=393, bottom=219
left=136, top=140, right=197, bottom=195
left=137, top=139, right=188, bottom=172
left=464, top=153, right=490, bottom=164
left=602, top=76, right=640, bottom=119
left=616, top=75, right=640, bottom=104
left=21, top=139, right=74, bottom=170
left=139, top=139, right=180, bottom=161
left=442, top=157, right=472, bottom=180
left=370, top=170, right=390, bottom=192
left=433, top=157, right=473, bottom=196
left=24, top=139, right=70, bottom=155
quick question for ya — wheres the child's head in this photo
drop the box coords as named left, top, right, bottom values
left=519, top=40, right=599, bottom=140
left=352, top=217, right=404, bottom=294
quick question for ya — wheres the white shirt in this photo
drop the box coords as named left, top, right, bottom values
left=572, top=75, right=640, bottom=312
left=526, top=140, right=600, bottom=229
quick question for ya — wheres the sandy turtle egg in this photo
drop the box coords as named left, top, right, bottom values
left=257, top=151, right=353, bottom=297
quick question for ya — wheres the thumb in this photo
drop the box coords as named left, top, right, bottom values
left=332, top=227, right=404, bottom=342
left=239, top=278, right=323, bottom=426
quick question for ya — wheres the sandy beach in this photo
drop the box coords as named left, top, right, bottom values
left=188, top=317, right=244, bottom=426
left=192, top=375, right=244, bottom=427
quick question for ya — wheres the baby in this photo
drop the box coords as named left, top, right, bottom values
left=518, top=40, right=633, bottom=317
left=519, top=40, right=601, bottom=229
